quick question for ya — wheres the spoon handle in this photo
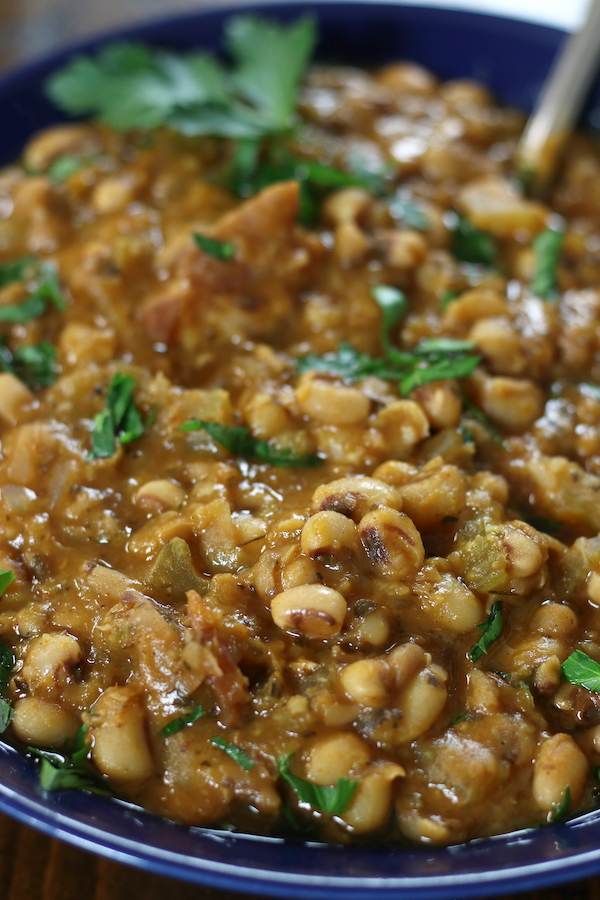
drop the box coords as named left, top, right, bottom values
left=518, top=0, right=600, bottom=193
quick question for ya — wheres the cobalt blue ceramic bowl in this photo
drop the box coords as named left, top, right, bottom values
left=1, top=3, right=600, bottom=897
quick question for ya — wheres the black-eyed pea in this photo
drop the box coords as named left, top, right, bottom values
left=376, top=62, right=438, bottom=95
left=311, top=477, right=402, bottom=522
left=271, top=584, right=347, bottom=638
left=321, top=187, right=373, bottom=227
left=393, top=664, right=448, bottom=743
left=475, top=375, right=545, bottom=430
left=0, top=374, right=35, bottom=426
left=358, top=507, right=424, bottom=579
left=440, top=79, right=493, bottom=107
left=373, top=400, right=429, bottom=458
left=354, top=610, right=391, bottom=647
left=530, top=602, right=578, bottom=638
left=135, top=479, right=186, bottom=513
left=466, top=670, right=501, bottom=713
left=533, top=733, right=588, bottom=814
left=340, top=658, right=390, bottom=707
left=533, top=655, right=562, bottom=698
left=415, top=561, right=484, bottom=633
left=372, top=460, right=418, bottom=487
left=386, top=642, right=428, bottom=687
left=442, top=288, right=507, bottom=330
left=23, top=124, right=100, bottom=172
left=90, top=685, right=154, bottom=782
left=343, top=762, right=405, bottom=834
left=296, top=373, right=370, bottom=426
left=397, top=809, right=451, bottom=844
left=21, top=633, right=82, bottom=694
left=457, top=177, right=548, bottom=239
left=301, top=510, right=359, bottom=559
left=333, top=221, right=370, bottom=267
left=11, top=697, right=80, bottom=747
left=279, top=555, right=320, bottom=592
left=304, top=732, right=371, bottom=784
left=380, top=229, right=428, bottom=270
left=468, top=318, right=524, bottom=376
left=59, top=323, right=117, bottom=368
left=411, top=381, right=462, bottom=430
left=588, top=571, right=600, bottom=605
left=91, top=172, right=142, bottom=215
left=470, top=471, right=509, bottom=505
left=398, top=464, right=467, bottom=531
left=502, top=524, right=546, bottom=579
left=242, top=390, right=294, bottom=440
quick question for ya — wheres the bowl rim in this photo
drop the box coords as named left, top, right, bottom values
left=0, top=3, right=596, bottom=898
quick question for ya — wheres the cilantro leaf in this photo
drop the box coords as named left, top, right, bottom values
left=562, top=650, right=600, bottom=692
left=180, top=420, right=321, bottom=468
left=0, top=339, right=58, bottom=390
left=193, top=232, right=236, bottom=261
left=0, top=568, right=15, bottom=598
left=550, top=784, right=571, bottom=823
left=46, top=16, right=317, bottom=140
left=161, top=703, right=206, bottom=737
left=209, top=737, right=256, bottom=770
left=531, top=228, right=563, bottom=300
left=46, top=154, right=100, bottom=182
left=0, top=262, right=65, bottom=324
left=0, top=700, right=13, bottom=733
left=452, top=215, right=497, bottom=265
left=278, top=756, right=358, bottom=815
left=370, top=285, right=407, bottom=353
left=389, top=197, right=429, bottom=232
left=0, top=256, right=37, bottom=289
left=88, top=372, right=149, bottom=460
left=29, top=725, right=111, bottom=794
left=297, top=337, right=480, bottom=398
left=469, top=600, right=504, bottom=663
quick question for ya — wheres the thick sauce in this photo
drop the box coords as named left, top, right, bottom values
left=1, top=56, right=600, bottom=845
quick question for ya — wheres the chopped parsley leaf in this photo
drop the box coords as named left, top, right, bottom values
left=209, top=737, right=256, bottom=770
left=531, top=228, right=563, bottom=300
left=370, top=284, right=407, bottom=353
left=0, top=568, right=15, bottom=598
left=193, top=232, right=236, bottom=261
left=0, top=256, right=37, bottom=289
left=451, top=214, right=497, bottom=266
left=469, top=600, right=504, bottom=663
left=88, top=372, right=149, bottom=460
left=278, top=755, right=358, bottom=815
left=46, top=15, right=316, bottom=140
left=180, top=420, right=321, bottom=468
left=461, top=394, right=505, bottom=447
left=388, top=197, right=429, bottom=232
left=0, top=339, right=58, bottom=390
left=161, top=704, right=206, bottom=737
left=561, top=650, right=600, bottom=692
left=0, top=262, right=66, bottom=324
left=550, top=785, right=571, bottom=823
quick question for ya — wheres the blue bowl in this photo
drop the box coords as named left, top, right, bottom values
left=1, top=4, right=600, bottom=897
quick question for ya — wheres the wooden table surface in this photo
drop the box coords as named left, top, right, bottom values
left=1, top=1, right=599, bottom=898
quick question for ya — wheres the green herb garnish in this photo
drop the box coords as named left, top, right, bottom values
left=298, top=338, right=480, bottom=398
left=161, top=704, right=206, bottom=737
left=452, top=215, right=497, bottom=265
left=523, top=514, right=561, bottom=535
left=210, top=737, right=256, bottom=770
left=561, top=650, right=600, bottom=692
left=0, top=263, right=66, bottom=324
left=0, top=339, right=58, bottom=390
left=180, top=420, right=321, bottom=467
left=0, top=569, right=15, bottom=598
left=441, top=290, right=460, bottom=311
left=0, top=639, right=14, bottom=734
left=469, top=600, right=504, bottom=663
left=46, top=15, right=316, bottom=140
left=29, top=725, right=110, bottom=794
left=278, top=756, right=358, bottom=815
left=0, top=256, right=36, bottom=289
left=88, top=372, right=148, bottom=460
left=550, top=785, right=571, bottom=823
left=370, top=284, right=407, bottom=353
left=193, top=232, right=236, bottom=261
left=46, top=155, right=91, bottom=182
left=531, top=228, right=563, bottom=300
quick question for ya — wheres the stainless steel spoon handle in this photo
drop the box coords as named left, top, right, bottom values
left=518, top=0, right=600, bottom=191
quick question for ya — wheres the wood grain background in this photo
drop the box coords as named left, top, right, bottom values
left=0, top=1, right=598, bottom=898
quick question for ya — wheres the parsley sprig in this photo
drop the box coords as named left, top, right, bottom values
left=0, top=568, right=15, bottom=597
left=46, top=16, right=316, bottom=140
left=0, top=261, right=66, bottom=324
left=297, top=337, right=480, bottom=397
left=531, top=228, right=563, bottom=300
left=88, top=372, right=153, bottom=460
left=469, top=600, right=504, bottom=663
left=161, top=703, right=206, bottom=737
left=193, top=232, right=236, bottom=261
left=451, top=215, right=497, bottom=265
left=210, top=737, right=256, bottom=770
left=29, top=725, right=111, bottom=794
left=0, top=338, right=58, bottom=390
left=180, top=420, right=321, bottom=467
left=561, top=650, right=600, bottom=692
left=278, top=756, right=358, bottom=816
left=0, top=636, right=14, bottom=734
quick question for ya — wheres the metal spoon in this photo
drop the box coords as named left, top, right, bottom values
left=518, top=0, right=600, bottom=194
